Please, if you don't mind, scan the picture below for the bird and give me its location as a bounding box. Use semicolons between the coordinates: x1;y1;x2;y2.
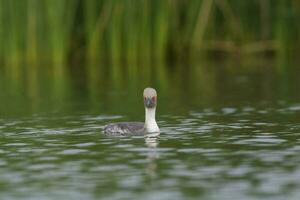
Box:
103;88;159;136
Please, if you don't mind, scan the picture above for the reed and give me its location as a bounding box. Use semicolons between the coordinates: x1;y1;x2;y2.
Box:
44;0;78;65
0;0;299;69
0;2;3;63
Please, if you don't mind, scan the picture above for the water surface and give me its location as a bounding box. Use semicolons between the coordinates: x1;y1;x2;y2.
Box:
1;61;300;200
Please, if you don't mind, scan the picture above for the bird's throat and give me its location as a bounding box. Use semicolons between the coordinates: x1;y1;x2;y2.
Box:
145;107;159;132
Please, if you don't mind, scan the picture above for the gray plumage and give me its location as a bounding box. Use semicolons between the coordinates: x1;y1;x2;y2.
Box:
103;122;145;136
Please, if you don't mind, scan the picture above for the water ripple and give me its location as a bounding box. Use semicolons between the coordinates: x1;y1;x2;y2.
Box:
0;106;300;199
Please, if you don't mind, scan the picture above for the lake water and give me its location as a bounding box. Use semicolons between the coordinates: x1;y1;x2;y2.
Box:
1;60;300;200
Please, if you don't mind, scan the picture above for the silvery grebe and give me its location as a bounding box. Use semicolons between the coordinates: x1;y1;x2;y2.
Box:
103;88;159;136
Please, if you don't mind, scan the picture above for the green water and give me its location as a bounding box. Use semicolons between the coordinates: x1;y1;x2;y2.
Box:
1;60;300;200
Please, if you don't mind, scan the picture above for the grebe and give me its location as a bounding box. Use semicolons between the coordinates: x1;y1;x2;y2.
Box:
103;88;159;136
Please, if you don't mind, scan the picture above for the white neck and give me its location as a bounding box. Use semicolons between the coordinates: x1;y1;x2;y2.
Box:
144;107;159;132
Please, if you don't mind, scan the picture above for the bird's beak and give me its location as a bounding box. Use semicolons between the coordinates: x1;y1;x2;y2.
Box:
144;97;156;108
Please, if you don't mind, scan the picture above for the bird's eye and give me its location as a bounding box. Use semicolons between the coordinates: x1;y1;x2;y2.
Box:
152;97;156;101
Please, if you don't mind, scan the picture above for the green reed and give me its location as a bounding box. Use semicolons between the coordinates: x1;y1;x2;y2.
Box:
0;0;299;69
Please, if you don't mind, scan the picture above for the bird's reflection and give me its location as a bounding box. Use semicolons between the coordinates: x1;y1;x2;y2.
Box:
144;132;160;177
145;132;159;148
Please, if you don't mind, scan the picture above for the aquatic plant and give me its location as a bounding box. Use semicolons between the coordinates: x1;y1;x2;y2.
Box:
0;0;299;68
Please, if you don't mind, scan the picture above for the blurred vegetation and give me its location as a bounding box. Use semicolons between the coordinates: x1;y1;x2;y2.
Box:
0;0;299;68
1;0;300;123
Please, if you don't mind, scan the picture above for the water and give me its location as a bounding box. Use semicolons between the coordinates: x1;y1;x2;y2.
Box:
1;61;300;199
